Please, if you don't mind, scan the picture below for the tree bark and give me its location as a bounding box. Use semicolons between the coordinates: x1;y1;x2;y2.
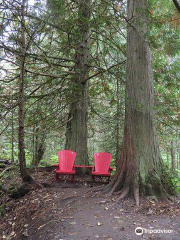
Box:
115;76;121;167
32;125;46;166
170;140;176;172
65;0;91;171
18;0;32;182
105;0;175;206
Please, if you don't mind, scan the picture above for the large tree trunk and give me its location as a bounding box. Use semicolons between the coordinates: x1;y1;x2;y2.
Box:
18;0;32;182
105;0;175;206
65;0;91;170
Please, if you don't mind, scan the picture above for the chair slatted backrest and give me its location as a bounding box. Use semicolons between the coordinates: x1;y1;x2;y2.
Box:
93;152;112;173
58;150;76;171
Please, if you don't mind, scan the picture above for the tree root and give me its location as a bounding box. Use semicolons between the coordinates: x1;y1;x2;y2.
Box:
86;185;104;194
133;186;140;207
107;173;124;196
5;182;33;199
118;187;129;200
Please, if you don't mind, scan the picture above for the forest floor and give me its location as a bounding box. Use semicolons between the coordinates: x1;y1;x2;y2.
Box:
0;169;180;240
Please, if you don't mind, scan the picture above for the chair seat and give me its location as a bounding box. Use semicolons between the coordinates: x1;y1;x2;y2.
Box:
92;171;111;176
56;169;75;174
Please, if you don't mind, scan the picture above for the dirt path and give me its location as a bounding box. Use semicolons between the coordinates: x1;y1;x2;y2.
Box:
1;171;180;240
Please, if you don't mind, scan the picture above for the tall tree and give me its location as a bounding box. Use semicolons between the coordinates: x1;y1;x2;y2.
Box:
18;0;32;182
65;0;91;168
105;0;175;206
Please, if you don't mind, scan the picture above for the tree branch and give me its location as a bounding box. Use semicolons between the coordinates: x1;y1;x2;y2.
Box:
173;0;180;12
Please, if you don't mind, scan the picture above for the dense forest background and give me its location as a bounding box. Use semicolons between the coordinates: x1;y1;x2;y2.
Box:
0;0;179;175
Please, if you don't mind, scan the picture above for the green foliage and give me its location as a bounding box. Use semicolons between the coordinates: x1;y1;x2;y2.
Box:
172;176;180;193
0;147;17;161
38;154;58;166
161;166;180;195
0;163;6;168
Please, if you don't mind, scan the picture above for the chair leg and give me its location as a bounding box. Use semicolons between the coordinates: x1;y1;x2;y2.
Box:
92;175;95;182
70;174;75;182
108;176;110;183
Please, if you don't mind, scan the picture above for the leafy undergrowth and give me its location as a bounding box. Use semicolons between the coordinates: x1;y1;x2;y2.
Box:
0;169;180;240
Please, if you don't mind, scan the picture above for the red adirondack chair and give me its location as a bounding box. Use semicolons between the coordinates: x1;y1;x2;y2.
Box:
92;152;113;182
55;150;76;181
